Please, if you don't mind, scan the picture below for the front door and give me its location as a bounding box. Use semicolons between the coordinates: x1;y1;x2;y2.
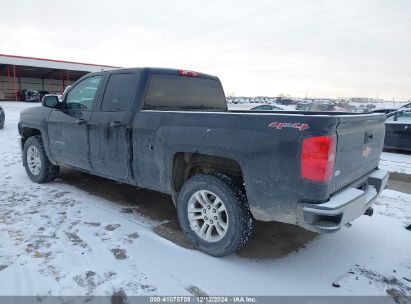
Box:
385;111;411;150
88;72;136;180
48;75;103;170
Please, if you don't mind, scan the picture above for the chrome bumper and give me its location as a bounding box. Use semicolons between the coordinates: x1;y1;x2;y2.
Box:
298;169;389;233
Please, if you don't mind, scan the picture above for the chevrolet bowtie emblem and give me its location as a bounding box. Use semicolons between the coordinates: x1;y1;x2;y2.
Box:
362;146;372;158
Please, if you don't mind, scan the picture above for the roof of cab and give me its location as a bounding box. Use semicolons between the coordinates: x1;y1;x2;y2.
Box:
102;67;219;81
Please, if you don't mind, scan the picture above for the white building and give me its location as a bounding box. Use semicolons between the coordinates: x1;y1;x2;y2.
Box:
0;54;118;100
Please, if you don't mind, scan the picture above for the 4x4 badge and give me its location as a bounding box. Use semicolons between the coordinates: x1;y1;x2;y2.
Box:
268;122;309;131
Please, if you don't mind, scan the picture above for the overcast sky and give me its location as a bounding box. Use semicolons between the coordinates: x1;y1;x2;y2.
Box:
1;0;410;99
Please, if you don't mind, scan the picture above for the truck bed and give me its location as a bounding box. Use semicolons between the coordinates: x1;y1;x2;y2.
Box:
133;109;386;224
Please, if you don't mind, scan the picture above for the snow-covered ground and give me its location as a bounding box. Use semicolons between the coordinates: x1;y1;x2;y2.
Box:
0;101;410;297
380;152;411;175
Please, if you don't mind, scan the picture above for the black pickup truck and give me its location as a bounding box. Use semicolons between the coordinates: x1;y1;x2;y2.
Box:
18;68;389;256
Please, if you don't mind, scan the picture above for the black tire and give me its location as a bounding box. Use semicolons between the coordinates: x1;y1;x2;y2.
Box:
177;172;255;257
23;135;59;183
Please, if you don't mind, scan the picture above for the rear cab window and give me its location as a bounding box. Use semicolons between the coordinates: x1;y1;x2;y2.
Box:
144;74;227;111
101;73;134;111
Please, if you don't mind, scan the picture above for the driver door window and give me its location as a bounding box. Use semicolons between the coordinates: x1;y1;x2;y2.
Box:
386;111;411;123
66;76;102;110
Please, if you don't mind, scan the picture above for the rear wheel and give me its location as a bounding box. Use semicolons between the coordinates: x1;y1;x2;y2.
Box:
23;136;59;183
177;172;255;256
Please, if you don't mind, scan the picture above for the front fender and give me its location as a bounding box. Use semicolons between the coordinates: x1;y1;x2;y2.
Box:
19;106;53;162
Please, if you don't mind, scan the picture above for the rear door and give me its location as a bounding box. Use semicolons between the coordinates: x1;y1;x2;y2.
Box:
48;75;103;169
384;111;411;150
88;72;136;181
330;113;386;194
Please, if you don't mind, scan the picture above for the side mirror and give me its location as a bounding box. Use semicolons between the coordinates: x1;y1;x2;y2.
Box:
42;95;60;108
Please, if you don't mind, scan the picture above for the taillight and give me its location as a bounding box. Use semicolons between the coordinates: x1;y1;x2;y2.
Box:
301;134;337;183
178;69;200;77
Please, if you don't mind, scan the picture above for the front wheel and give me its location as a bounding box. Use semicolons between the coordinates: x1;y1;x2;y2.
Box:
23;136;59;183
177;172;255;257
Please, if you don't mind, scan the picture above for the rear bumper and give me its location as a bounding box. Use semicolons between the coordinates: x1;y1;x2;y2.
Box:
297;169;389;233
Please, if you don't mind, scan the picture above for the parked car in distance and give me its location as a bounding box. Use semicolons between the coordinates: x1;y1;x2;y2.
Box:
250;104;284;111
296;101;312;111
38;91;50;100
19;67;389;256
357;104;376;112
277;97;294;105
384;110;411;151
296;100;344;112
0;106;4;129
20;89;41;102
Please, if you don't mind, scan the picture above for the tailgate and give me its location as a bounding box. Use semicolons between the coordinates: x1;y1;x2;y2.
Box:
330;114;386;194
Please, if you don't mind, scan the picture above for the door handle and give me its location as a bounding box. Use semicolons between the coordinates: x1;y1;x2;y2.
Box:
405;126;409;131
364;132;373;143
75;118;86;125
109;121;124;127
